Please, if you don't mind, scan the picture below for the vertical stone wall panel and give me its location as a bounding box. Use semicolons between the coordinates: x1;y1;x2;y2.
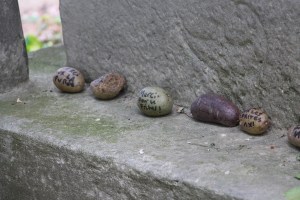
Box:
60;0;300;129
0;0;28;92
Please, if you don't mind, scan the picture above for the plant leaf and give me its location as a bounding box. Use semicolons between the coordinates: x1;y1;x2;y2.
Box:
285;186;300;200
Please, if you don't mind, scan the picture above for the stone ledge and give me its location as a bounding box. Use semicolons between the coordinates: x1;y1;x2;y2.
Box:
0;46;299;200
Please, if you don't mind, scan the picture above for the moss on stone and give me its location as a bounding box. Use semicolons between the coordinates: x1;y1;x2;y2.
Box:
0;93;142;143
0;46;149;143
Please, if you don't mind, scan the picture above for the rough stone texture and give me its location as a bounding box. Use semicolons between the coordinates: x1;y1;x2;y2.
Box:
0;46;300;200
60;0;300;130
0;0;29;93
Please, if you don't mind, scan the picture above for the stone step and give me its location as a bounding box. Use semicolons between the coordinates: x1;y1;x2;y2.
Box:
0;46;299;200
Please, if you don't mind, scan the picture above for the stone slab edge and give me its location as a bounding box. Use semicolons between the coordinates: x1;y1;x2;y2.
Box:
0;47;299;200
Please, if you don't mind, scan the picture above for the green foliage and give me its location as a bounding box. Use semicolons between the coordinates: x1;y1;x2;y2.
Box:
25;35;43;52
23;14;62;52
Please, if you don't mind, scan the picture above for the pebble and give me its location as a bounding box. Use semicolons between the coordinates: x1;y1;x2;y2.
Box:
90;72;126;100
53;67;85;93
137;87;173;117
287;125;300;148
190;93;240;127
239;108;270;135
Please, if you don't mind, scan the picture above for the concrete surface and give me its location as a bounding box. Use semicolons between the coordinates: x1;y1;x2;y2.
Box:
0;46;299;200
60;0;300;130
0;0;28;93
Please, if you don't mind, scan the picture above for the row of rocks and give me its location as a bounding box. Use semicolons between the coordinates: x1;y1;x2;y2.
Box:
53;67;126;99
53;67;300;148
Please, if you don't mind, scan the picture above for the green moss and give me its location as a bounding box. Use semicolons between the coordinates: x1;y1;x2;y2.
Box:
0;46;148;143
0;94;142;143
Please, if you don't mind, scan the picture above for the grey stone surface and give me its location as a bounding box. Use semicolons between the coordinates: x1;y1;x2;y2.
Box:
60;0;300;130
0;0;29;93
0;46;300;200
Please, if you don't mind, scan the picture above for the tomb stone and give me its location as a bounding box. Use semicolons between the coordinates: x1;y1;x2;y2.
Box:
0;0;29;93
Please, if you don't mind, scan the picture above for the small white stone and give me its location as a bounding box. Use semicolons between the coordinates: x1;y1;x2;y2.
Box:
176;106;185;113
225;170;230;175
139;149;144;154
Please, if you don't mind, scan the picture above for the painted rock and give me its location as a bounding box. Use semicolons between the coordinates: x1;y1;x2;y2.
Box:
53;67;85;93
239;108;271;135
287;125;300;148
90;72;126;100
191;93;240;127
137;87;173;117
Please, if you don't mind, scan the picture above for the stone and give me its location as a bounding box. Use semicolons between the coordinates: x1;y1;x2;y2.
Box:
191;93;240;127
137;86;173;117
53;67;85;93
287;125;300;148
239;108;271;135
0;0;28;92
0;47;299;200
60;0;300;130
90;72;126;100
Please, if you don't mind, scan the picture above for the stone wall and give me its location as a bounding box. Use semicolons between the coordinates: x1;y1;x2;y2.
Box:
0;0;28;92
60;0;300;129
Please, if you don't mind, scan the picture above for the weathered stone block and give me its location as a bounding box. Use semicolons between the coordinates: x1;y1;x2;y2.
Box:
1;47;299;200
60;0;300;129
0;0;28;93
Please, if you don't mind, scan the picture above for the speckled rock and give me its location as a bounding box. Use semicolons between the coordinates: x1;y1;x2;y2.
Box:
53;67;85;93
287;125;300;148
90;72;126;100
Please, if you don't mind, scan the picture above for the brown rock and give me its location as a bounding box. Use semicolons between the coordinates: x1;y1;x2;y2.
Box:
90;72;126;100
